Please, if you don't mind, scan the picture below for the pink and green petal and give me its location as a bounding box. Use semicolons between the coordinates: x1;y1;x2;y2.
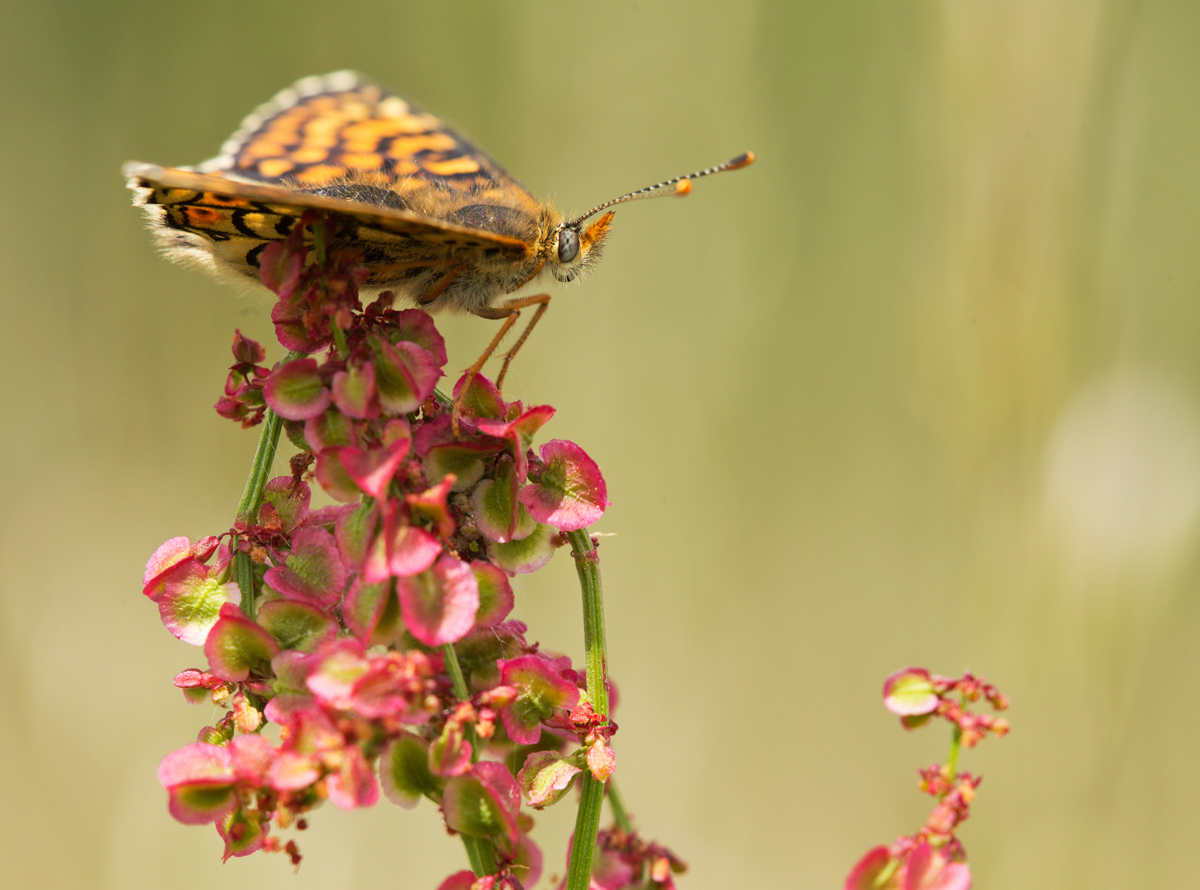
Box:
315;447;363;503
372;335;441;415
258;240;304;298
263;527;347;607
158;566;236;646
256;599;338;652
158;742;236;824
380;732;443;808
304;407;356;451
391;309;448;365
520;439;608;531
424;440;498;491
845;847;892;890
902;843;971;890
387;523;443;578
342;577;403;645
429;721;473;778
305;639;370;710
204;603;282;682
475;404;555;480
326;744;379;810
471;562;514;627
382;417;413;448
337;438;410;499
471;462;522;543
228;733;276;785
336;501;379;570
487;523;559;576
267;749;321;792
517;750;582;808
451;372;506;420
263;359;331;421
406;475;457;538
217;807;268;860
331;359;379;419
143;537;197;598
883;667;939;717
397;555;480;646
271;298;329;353
442;761;520;842
498;655;581;745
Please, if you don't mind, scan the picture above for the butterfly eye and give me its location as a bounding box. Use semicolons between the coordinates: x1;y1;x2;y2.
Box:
557;227;580;263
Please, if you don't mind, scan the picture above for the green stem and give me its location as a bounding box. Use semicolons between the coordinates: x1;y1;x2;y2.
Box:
232;351;303;617
944;724;963;782
442;643;498;876
606;780;633;833
565;529;609;890
943;692;966;782
568;530;609;716
331;321;349;360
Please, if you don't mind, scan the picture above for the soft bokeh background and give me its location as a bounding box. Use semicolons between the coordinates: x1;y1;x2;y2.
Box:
3;1;1198;887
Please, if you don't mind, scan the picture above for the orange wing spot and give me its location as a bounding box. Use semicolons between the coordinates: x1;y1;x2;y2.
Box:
294;164;348;185
339;100;372;121
304;115;349;146
292;146;331;164
185;206;223;227
423;157;481;176
339;153;384;170
264;116;303;138
240;140;290;162
202;193;252;208
386;133;458;159
342;119;407;147
258;158;296;178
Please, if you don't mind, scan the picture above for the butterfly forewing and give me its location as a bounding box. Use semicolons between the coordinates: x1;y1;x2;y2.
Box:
201;71;537;208
125;72;547;299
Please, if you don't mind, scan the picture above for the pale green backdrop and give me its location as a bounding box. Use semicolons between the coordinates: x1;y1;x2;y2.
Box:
2;1;1198;888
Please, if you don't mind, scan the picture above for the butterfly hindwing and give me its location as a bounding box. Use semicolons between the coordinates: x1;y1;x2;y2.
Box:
123;162;533;285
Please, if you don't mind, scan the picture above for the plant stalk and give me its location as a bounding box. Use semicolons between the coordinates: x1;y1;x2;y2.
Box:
565;529;609;890
232;351;303;617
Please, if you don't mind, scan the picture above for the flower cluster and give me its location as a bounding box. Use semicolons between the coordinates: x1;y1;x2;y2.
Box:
845;668;1010;890
584;827;688;890
143;216;618;875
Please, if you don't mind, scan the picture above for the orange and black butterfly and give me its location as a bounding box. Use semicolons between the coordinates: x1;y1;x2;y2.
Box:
124;71;753;382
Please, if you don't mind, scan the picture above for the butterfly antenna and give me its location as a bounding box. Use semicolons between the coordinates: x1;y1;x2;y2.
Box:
571;151;755;225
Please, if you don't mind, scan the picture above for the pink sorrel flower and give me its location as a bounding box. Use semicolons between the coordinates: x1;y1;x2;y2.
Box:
845;667;1010;890
142;222;621;870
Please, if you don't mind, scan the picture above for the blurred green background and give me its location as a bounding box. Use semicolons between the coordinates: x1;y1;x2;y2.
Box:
3;1;1198;887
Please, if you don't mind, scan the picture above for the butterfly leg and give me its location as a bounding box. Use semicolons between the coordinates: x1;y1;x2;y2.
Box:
418;264;465;305
452;293;553;435
494;298;551;389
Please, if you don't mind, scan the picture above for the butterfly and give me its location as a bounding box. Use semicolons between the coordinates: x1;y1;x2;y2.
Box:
124;71;754;388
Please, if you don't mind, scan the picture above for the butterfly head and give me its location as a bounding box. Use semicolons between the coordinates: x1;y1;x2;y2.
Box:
546;212;615;283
